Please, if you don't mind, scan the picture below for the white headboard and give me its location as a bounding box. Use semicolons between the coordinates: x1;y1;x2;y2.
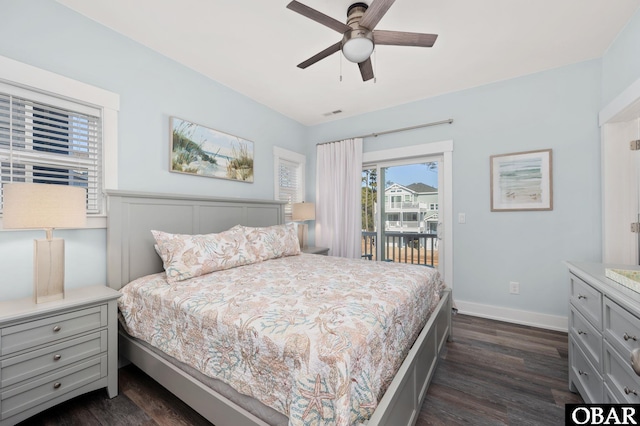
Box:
106;190;285;290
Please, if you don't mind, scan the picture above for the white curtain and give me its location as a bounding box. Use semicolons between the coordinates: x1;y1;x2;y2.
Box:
315;138;363;258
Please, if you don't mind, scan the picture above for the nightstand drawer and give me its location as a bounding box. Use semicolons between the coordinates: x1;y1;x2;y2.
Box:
1;305;107;356
1;330;107;388
0;355;107;420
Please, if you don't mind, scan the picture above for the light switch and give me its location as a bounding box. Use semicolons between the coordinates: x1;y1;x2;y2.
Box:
458;213;466;224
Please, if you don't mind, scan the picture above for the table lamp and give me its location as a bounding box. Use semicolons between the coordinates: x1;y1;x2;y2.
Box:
2;183;86;303
292;202;315;249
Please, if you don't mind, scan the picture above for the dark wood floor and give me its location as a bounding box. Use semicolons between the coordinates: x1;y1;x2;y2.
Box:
421;314;582;425
18;314;582;425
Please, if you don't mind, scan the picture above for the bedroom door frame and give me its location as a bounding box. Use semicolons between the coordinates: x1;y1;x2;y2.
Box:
599;76;640;264
362;140;453;289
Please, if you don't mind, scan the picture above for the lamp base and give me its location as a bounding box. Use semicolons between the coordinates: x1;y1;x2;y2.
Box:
297;223;309;250
34;238;65;304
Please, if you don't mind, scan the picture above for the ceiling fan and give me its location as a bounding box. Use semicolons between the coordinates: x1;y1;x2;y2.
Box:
287;0;438;82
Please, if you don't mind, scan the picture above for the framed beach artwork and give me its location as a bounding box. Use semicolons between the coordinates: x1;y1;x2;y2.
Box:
490;149;553;211
170;117;254;182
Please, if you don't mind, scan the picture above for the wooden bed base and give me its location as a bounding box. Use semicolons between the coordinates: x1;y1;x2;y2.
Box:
107;191;452;426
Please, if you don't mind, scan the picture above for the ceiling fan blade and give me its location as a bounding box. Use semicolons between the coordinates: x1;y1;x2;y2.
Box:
287;1;351;33
374;30;438;47
297;42;342;69
358;58;374;82
359;0;396;30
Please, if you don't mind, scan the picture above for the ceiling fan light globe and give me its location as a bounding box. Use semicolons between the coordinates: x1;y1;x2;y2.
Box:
342;36;374;63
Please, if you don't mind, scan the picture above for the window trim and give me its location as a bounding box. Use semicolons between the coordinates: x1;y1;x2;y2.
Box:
273;146;306;221
0;55;120;228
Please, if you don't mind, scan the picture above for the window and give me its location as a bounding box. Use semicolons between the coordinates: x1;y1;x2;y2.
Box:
274;147;305;221
429;203;439;211
0;56;119;219
0;90;101;212
403;212;417;221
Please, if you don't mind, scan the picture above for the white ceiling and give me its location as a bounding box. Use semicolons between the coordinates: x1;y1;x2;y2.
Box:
56;0;640;126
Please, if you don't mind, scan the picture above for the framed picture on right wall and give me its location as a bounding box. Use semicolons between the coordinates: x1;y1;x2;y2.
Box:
490;149;553;211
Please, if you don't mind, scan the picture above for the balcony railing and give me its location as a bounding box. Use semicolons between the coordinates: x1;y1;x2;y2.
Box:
385;202;427;211
386;221;420;230
361;231;438;267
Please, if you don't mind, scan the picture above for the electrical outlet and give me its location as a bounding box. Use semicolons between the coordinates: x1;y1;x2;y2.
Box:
509;281;520;294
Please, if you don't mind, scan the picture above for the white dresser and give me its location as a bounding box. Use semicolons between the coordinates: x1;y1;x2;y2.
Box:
0;286;120;425
566;262;640;403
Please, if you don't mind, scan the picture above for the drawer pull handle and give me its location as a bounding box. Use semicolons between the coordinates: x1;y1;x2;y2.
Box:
53;354;62;361
578;370;588;376
578;294;587;300
53;325;61;332
625;387;638;396
624;333;638;341
53;382;62;389
578;330;587;336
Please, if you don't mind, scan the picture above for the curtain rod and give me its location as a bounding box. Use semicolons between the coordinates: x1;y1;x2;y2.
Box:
316;118;454;146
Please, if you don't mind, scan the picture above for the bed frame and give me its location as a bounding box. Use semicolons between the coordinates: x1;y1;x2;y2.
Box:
106;190;452;426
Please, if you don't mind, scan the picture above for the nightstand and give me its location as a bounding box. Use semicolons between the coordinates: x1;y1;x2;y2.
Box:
0;286;120;426
302;246;329;255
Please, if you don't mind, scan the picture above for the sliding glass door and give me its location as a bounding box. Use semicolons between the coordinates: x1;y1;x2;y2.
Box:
362;157;443;271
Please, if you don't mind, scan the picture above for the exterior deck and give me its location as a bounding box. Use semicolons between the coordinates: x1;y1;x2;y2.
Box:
362;231;438;267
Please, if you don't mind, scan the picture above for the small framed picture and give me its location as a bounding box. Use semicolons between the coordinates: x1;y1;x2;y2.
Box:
170;117;254;182
490;149;552;211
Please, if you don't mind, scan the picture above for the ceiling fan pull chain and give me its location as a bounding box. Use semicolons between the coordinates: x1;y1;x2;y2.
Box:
340;53;343;82
374;49;377;84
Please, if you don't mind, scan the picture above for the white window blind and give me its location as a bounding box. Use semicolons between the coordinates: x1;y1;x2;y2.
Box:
0;90;102;214
278;159;301;220
274;147;305;221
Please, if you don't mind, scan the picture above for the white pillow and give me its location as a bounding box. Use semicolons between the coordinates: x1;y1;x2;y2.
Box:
236;223;301;261
151;227;255;283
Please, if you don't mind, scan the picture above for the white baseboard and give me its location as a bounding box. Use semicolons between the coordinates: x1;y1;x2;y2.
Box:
454;299;568;332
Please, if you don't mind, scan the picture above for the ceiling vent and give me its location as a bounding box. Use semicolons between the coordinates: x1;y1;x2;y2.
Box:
323;109;343;117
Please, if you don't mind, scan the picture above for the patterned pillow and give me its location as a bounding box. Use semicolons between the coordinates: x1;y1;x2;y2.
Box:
239;223;301;261
151;228;255;283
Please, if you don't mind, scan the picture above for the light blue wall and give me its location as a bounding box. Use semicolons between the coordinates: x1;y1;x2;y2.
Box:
308;61;603;318
602;8;640;107
0;0;635;323
0;0;306;300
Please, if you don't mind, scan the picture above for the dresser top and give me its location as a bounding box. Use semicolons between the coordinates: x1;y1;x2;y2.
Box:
0;285;120;324
566;261;640;313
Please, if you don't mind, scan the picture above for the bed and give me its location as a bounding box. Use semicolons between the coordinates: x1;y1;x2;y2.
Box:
107;190;452;426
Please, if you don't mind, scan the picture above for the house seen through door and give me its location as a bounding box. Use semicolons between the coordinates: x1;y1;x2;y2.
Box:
362;159;442;268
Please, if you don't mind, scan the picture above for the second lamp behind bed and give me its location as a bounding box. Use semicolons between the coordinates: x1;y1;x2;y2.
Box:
291;202;315;249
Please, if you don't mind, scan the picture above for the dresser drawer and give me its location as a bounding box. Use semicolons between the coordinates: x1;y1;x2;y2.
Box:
0;305;107;356
1;330;107;388
570;274;603;330
604;297;640;361
570;306;603;369
604;341;640;404
570;336;603;402
604;383;620;403
0;355;107;420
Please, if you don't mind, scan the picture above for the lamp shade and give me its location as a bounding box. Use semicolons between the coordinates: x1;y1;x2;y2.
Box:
3;183;86;229
292;202;315;221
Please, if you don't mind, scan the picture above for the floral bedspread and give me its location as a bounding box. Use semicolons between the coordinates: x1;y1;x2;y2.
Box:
118;254;445;425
